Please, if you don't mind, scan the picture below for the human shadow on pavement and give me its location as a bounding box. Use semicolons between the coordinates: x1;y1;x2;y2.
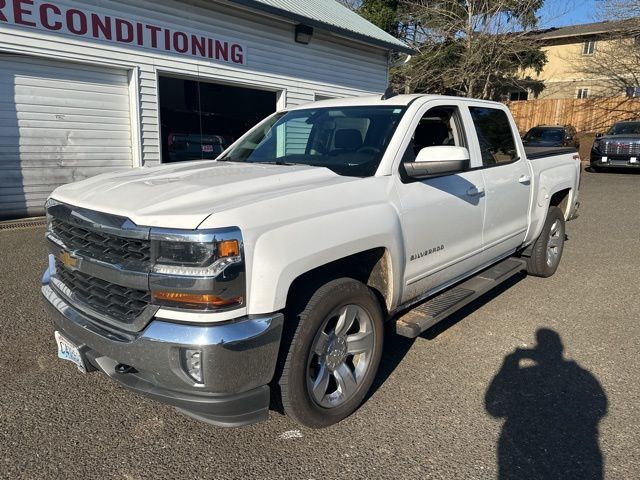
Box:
485;329;607;480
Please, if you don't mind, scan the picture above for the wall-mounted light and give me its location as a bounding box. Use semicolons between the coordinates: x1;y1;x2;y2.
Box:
295;24;314;45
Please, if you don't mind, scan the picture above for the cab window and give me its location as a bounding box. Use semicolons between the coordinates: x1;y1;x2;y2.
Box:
469;107;518;166
402;106;466;163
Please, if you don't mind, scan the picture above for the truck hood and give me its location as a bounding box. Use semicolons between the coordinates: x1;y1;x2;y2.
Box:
598;134;640;142
51;161;353;229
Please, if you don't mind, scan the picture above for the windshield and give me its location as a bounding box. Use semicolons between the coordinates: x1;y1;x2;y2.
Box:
218;106;406;177
607;122;640;135
524;127;564;143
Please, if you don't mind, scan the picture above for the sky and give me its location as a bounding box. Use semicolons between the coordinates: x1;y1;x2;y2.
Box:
538;0;601;28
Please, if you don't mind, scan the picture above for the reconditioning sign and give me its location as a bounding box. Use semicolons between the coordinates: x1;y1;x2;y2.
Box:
0;0;247;65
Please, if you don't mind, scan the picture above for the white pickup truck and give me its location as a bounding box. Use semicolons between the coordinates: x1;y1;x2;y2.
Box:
41;94;581;428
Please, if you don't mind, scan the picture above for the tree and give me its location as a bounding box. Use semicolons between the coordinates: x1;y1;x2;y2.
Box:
359;0;400;36
598;0;640;21
337;0;362;11
393;0;547;99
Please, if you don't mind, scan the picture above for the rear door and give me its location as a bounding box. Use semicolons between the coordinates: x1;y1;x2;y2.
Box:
394;100;486;303
466;105;532;262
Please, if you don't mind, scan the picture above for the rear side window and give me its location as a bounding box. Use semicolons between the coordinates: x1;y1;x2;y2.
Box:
469;107;518;166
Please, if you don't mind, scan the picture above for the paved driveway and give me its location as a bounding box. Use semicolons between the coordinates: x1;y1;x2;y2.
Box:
1;169;638;479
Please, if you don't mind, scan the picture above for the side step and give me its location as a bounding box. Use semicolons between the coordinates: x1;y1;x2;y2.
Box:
395;257;527;338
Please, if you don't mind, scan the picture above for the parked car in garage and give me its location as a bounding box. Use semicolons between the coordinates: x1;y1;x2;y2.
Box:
590;121;640;171
522;125;579;148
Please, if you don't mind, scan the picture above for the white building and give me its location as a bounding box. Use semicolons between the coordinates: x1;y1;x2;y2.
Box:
0;0;410;218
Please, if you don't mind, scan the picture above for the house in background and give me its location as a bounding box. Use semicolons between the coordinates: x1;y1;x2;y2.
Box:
510;18;640;101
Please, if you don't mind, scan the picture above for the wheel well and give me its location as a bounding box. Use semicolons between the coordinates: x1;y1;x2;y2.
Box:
285;248;393;317
550;188;571;217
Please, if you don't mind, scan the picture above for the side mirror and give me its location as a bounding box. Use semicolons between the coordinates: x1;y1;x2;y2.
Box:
404;146;470;179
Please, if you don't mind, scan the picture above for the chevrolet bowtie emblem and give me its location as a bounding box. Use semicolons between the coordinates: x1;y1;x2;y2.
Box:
59;250;78;269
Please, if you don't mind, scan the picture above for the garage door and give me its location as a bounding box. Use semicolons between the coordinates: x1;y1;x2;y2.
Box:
0;55;133;219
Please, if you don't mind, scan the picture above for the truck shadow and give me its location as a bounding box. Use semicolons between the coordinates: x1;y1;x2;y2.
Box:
485;329;607;479
366;274;526;402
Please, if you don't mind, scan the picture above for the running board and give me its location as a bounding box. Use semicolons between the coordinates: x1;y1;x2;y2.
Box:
395;257;527;338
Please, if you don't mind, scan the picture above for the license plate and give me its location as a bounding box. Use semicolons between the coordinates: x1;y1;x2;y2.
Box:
54;331;86;373
202;144;213;153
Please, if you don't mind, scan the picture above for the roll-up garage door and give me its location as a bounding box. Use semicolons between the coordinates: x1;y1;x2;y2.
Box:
0;55;133;219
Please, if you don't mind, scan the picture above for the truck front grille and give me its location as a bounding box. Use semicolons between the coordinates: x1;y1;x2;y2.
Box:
50;218;151;268
602;142;640;156
55;260;151;324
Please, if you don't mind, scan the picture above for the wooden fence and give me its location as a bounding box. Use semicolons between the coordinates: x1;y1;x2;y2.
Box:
506;97;640;134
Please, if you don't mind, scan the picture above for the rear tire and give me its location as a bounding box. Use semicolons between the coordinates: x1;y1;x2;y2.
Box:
526;206;566;277
278;278;384;428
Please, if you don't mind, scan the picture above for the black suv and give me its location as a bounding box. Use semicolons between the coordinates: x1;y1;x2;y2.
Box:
591;121;640;171
522;125;579;148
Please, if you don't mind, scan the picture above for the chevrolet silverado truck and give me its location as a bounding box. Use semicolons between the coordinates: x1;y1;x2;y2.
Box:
590;120;640;171
41;94;581;428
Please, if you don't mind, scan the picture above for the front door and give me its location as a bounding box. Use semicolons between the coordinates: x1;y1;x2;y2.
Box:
395;102;486;304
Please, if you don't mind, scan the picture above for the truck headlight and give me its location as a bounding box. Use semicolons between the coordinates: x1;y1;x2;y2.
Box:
149;227;245;310
151;228;242;276
592;140;602;152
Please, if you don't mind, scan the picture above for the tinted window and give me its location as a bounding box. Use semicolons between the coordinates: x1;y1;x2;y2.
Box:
469;107;518;166
607;122;640;135
524;127;564;143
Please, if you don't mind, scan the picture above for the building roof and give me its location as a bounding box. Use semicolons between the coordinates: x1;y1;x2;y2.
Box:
532;18;640;41
227;0;414;53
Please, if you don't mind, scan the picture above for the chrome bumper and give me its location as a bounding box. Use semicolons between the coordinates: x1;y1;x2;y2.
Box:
41;282;284;427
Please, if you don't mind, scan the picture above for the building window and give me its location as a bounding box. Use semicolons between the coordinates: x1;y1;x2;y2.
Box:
576;88;589;99
509;91;528;101
626;86;640;97
582;40;596;55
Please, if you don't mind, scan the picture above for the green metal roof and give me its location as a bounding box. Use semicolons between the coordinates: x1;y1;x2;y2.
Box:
227;0;414;54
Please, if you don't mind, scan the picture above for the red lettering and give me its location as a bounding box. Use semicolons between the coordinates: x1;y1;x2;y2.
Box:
215;40;228;62
231;44;243;64
91;14;111;40
39;3;61;30
66;9;87;35
146;24;161;48
115;18;133;43
164;28;170;50
173;31;187;53
13;0;36;27
0;0;7;22
135;22;143;46
207;38;213;58
191;35;205;57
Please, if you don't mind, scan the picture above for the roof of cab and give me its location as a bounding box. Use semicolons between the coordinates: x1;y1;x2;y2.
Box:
285;94;503;110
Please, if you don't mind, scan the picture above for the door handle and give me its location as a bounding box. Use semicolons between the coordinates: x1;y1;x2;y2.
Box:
518;175;531;184
466;186;485;197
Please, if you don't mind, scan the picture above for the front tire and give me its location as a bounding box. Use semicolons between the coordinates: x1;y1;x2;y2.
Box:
278;278;384;428
526;206;566;277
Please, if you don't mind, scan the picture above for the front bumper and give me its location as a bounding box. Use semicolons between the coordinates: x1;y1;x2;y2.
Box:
42;283;284;427
590;152;640;168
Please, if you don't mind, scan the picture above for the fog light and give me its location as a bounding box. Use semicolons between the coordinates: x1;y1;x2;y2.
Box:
182;349;203;384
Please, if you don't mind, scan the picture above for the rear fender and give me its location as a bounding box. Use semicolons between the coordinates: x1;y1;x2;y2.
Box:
526;163;577;245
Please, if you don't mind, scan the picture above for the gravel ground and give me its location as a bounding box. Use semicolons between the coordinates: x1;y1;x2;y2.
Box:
0;168;638;479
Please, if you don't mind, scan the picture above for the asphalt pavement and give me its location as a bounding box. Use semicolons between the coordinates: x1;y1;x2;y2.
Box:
1;168;638;479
